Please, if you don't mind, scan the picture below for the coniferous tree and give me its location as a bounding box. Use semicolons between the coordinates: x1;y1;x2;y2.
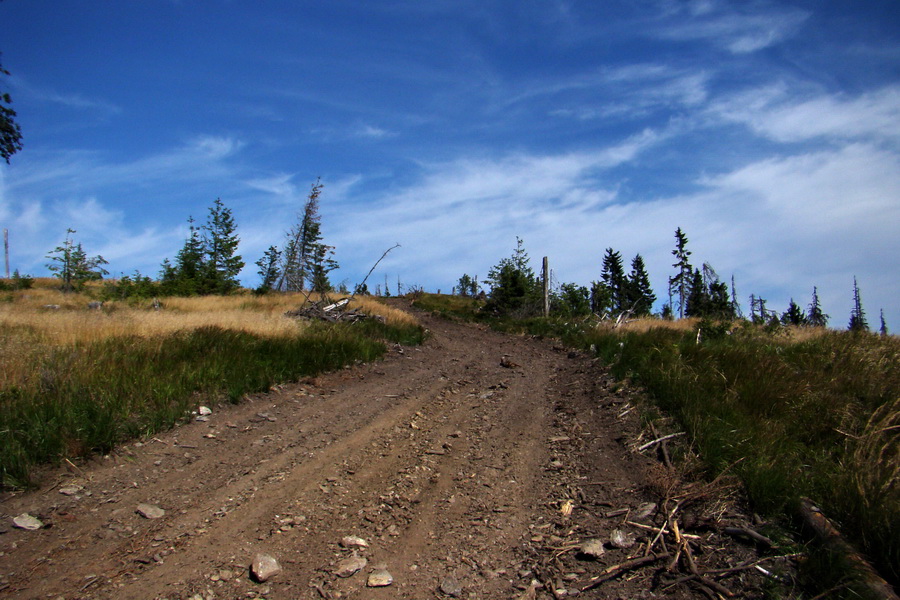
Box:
668;227;692;319
781;299;807;326
485;237;540;316
162;216;205;295
278;179;324;292
848;277;868;332
202;198;243;294
600;248;627;313
730;275;743;318
698;263;733;319
556;283;591;316
879;309;888;336
1;55;23;164
626;254;655;316
806;286;829;327
309;243;339;294
254;246;281;294
685;268;706;317
590;280;611;315
46;229;109;292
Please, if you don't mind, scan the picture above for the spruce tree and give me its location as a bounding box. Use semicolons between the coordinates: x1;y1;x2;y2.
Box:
806;286;829;327
46;229;109;292
879;309;888;336
202;198;243;294
168;216;205;295
781;299;807;326
278;179;324;292
600;248;627;313
1;56;24;164
626;254;655;316
309;243;339;294
590;280;611;315
485;237;540;316
254;246;281;294
668;227;692;319
685;268;706;317
730;275;743;318
848;277;868;332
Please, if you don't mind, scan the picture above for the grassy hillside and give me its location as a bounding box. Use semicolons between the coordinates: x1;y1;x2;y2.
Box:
0;282;424;487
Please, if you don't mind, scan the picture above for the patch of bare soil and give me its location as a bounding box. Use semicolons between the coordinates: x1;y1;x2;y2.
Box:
0;305;785;599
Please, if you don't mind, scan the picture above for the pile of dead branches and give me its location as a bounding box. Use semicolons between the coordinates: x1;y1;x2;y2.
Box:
284;298;384;324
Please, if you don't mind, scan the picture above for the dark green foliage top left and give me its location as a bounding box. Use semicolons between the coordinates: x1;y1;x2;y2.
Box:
0;55;23;163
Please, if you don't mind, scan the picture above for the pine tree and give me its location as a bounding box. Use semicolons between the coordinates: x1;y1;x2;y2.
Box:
781;299;807;326
685;268;706;317
46;229;109;292
278;179;324;292
848;277;868;332
730;275;743;318
485;237;540;316
698;263;733;319
202;198;243;294
668;227;692;319
879;309;888;336
1;56;24;164
590;280;612;316
626;254;655;316
600;248;627;313
167;216;206;295
309;243;339;294
806;286;829;327
254;246;281;294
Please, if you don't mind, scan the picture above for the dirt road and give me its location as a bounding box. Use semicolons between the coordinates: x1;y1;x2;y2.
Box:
0;307;771;599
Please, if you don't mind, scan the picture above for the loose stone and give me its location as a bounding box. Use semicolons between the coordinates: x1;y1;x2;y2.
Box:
136;503;165;519
334;556;367;578
12;513;43;530
577;538;605;560
440;576;463;597
609;528;635;549
367;568;394;587
251;553;282;582
340;535;369;549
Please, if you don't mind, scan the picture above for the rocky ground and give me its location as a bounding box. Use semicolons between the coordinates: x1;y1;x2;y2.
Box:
0;304;787;599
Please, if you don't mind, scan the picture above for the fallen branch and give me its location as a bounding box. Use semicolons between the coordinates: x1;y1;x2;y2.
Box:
580;553;671;592
625;520;702;540
637;432;685;452
350;243;400;300
799;498;899;600
723;526;774;549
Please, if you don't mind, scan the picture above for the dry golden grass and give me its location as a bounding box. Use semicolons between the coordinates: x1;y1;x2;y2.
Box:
0;288;418;388
595;316;700;334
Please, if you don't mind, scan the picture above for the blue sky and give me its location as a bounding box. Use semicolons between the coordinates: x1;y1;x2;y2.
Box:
1;1;898;327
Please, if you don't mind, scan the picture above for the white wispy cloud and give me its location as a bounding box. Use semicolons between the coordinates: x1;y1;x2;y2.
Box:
7;135;243;194
653;1;810;53
8;74;121;115
319;135;899;327
710;84;900;143
355;124;393;139
1;135;247;276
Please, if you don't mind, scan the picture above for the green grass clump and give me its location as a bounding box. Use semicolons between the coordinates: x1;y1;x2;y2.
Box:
411;292;484;321
579;325;899;591
0;321;422;488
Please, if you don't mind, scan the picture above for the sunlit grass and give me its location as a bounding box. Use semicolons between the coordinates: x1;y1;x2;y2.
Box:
0;287;424;487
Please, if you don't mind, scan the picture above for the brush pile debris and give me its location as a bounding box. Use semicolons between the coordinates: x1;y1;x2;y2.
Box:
284;298;384;324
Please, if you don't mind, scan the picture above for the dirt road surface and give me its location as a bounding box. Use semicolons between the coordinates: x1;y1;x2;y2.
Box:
1;307;774;599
